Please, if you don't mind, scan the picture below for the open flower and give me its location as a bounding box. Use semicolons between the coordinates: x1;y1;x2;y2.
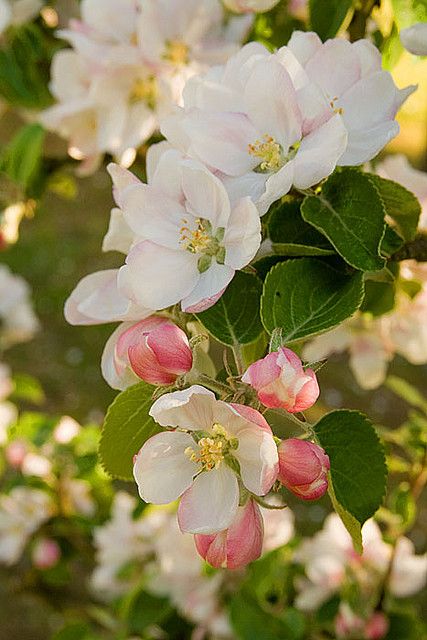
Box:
133;385;278;534
101;317;193;390
114;150;261;312
165;52;347;214
194;498;264;568
242;347;319;412
278;439;330;501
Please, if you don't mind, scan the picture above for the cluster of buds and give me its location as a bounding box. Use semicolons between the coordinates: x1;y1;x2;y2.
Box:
125;319;328;570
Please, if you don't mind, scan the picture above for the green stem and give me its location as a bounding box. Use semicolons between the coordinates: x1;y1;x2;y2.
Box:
391;233;427;263
232;344;245;376
252;495;288;510
195;373;232;397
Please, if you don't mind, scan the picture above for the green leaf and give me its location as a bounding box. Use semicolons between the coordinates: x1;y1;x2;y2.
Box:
196;271;264;346
301;170;386;272
261;258;364;343
230;590;304;640
328;480;363;554
50;623;91;640
314;410;387;525
381;226;405;257
99;382;162;480
123;589;172;634
386;612;425;640
309;0;353;39
361;280;396;317
272;243;335;257
0;124;45;192
369;174;421;241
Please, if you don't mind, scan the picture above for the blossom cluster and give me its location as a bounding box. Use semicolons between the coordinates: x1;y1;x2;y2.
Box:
41;0;251;172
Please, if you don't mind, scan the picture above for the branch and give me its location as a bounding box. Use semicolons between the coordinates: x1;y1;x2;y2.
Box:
391;233;427;263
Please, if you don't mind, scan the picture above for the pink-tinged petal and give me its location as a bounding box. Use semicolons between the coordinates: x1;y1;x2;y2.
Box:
181;161;231;228
292;368;320;412
115;317;170;361
292;114;347;189
107;162;141;208
120;184;185;249
101;323;139;390
224;197;261;269
146;324;193;374
146;141;174;185
364;612;389;640
278;439;330;501
242;351;281;391
133;431;196;504
194;499;263;569
118;241;199;310
287;31;322;66
338;121;400;166
178;465;239;534
244;58;302;149
305;39;361;98
149;147;187;202
181;262;234;313
229;403;273;433
222;172;268;209
235;427;279;495
149;385;216;432
64;270;150;325
129;342;177;385
184;110;258;177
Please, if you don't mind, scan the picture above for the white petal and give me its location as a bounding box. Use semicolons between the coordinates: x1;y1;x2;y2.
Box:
181;262;234;312
107;162;141;208
146;141;174;184
222;172;268;208
101;323;139;391
118;241;199;310
149;385;216;431
134;431;196;504
256;161;294;215
235;427;278;495
305;39;361;98
64;270;150;325
178;465;239;534
338;121;400;166
224;197;261;269
244;57;301;149
102;208;135;254
181;161;231;228
293;115;348;189
287;31;322;66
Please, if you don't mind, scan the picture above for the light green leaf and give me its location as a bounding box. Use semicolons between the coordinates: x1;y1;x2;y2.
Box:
328;480;363;554
99;382;162;480
309;0;353;39
196;271;264;346
301;170;386;272
369;174;421;241
261;258;364;343
386;376;427;414
314;410;387;525
360;280;396;317
0;123;45;191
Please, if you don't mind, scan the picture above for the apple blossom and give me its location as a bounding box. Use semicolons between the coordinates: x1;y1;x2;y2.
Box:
164;49;347;214
335;604;365;639
278;439;330;501
0;487;54;565
223;0;280;13
133;385;278;534
281;31;415;165
54;416;81;444
242;347;319;412
194;498;264;568
32;538;61;570
0;265;39;349
5;440;27;468
101;316;193;390
113;150;261;312
261;501;295;552
400;22;427;56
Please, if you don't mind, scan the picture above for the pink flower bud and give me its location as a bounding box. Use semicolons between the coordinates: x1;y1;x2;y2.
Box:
5;440;27;468
32;538;61;570
116;317;193;386
194;499;264;569
278;439;330;501
364;613;389;640
242;347;319;412
335;605;365;638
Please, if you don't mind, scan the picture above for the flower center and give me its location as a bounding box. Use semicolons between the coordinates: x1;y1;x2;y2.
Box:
329;96;344;115
164;40;190;66
185;423;237;472
179;218;225;273
129;76;157;110
248;134;284;173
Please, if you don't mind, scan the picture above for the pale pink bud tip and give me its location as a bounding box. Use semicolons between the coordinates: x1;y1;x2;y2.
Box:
364;613;389;640
242;347;319;412
194;500;264;569
32;538;61;570
117;317;193;386
278;438;330;501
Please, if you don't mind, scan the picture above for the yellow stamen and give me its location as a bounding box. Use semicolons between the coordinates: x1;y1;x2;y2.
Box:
248;134;283;172
329;97;344;116
180;218;211;254
129;76;157;109
164;40;189;66
185;438;224;471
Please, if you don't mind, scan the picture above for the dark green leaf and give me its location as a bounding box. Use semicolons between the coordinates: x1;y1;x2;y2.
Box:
124;589;172;634
309;0;353;39
301;170;386;272
314;410;387;525
261;258;364;343
99;382;162;480
0;124;45;192
361;280;396;317
196;271;263;346
369;174;421;241
381;226;405;258
230;589;304;640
